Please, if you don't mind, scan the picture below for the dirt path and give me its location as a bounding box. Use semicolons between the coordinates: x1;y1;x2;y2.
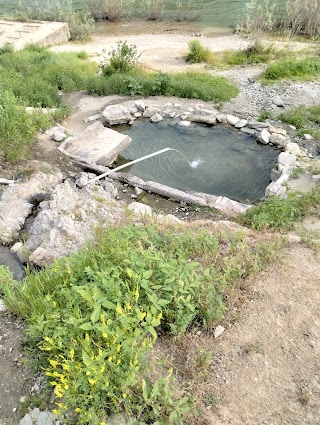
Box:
206;244;320;425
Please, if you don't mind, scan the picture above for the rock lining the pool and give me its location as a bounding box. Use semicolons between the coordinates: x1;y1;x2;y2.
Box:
63;99;303;215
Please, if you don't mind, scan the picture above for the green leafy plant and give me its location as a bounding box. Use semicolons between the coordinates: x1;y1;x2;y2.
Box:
1;222;278;424
186;39;211;64
262;58;320;82
102;41;140;76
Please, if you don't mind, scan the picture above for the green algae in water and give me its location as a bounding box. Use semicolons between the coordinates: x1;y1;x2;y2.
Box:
116;120;279;203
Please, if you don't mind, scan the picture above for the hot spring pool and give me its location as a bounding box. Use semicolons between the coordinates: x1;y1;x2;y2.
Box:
116;120;279;203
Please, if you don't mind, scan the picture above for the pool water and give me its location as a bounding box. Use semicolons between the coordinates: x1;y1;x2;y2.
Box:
116;119;279;203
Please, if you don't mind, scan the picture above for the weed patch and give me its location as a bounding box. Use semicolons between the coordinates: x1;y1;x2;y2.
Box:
278;105;320;139
262;58;320;82
240;189;320;231
1;223;277;424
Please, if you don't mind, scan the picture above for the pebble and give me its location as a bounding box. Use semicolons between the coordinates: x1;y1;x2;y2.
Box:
214;325;225;338
0;299;7;316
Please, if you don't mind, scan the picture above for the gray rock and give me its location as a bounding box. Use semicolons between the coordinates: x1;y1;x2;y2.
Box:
24;180;125;266
58;121;132;167
235;119;248;128
269;134;290;149
45;126;66;137
312;174;320;182
133;112;142;118
303;134;313;141
37;411;56;425
278;152;296;169
269;127;287;136
128;202;152;216
275;186;287;198
84;113;101;123
272;96;284;107
226;114;240;126
51;132;65;142
150;113;163;123
247;121;271;129
214;325;225;338
178;120;192;128
0;299;7;316
101;104;131;126
189;114;216;125
143;107;161;118
257;129;271;145
0;168;63;244
289;125;296;130
265;173;289;197
19;413;33;425
215;113;225;123
10;242;23;254
211;196;251;215
286;142;301;156
134;100;145;112
129;106;138;115
180;113;191;120
134;187;143;196
240;127;255;135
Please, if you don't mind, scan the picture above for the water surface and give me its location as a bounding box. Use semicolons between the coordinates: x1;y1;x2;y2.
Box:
117;120;279;203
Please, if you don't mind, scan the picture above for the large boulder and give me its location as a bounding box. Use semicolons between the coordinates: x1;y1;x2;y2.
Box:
58;121;132;167
24;179;126;267
101;104;131;125
0;167;63;244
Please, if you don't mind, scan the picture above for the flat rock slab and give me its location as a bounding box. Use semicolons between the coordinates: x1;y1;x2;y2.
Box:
58;121;132;167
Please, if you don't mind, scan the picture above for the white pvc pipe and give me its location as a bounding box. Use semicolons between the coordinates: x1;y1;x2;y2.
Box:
84;147;173;186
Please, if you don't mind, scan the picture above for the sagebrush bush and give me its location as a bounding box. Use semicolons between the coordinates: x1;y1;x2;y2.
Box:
102;41;140;76
186;39;211;64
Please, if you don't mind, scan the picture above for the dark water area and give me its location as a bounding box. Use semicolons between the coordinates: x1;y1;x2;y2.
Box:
0;0;265;29
117;120;279;203
0;246;25;280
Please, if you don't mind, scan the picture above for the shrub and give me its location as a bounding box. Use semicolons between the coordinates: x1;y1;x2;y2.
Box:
87;0;132;21
102;41;140;76
262;58;320;82
282;0;320;39
140;0;163;20
186;39;211;64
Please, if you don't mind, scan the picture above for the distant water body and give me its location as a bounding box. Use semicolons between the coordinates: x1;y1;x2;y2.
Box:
0;0;256;28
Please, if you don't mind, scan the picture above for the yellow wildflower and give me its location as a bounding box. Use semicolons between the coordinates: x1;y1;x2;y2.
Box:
75;408;82;413
70;349;75;360
88;378;97;385
122;393;127;399
62;363;70;371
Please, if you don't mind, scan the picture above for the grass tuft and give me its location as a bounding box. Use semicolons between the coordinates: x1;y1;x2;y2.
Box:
262;58;320;82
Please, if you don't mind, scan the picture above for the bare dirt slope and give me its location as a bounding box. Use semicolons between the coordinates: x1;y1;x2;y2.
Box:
207;244;320;425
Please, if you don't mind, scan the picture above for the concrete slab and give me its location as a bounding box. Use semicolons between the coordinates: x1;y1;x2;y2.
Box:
58;121;132;167
0;19;70;50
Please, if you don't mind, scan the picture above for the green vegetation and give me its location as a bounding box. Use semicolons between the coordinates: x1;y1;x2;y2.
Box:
240;189;320;231
186;39;287;67
102;41;140;76
1;223;278;424
278;105;320;139
262;58;320;82
186;39;212;64
88;69;238;102
0;45;98;160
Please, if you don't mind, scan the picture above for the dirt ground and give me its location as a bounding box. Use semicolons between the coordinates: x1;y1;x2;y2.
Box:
1;26;320;425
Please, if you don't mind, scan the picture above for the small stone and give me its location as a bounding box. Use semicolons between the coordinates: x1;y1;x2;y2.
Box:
178;120;192;128
247;121;271;129
174;103;181;108
180;113;191;120
240;127;255;135
133;112;142;118
272;96;284;107
143;107;161;118
257;129;271;144
150;113;163;123
128;202;152;216
214;325;225;338
20;396;27;403
51;132;65;142
226;114;240;126
18;413;33;425
10;242;23;254
269;127;287;136
286;142;301;156
131;194;137;199
135;187;143;196
234;119;248;128
129;106;138;114
169;112;176;118
0;300;7;316
303;134;313;141
311;175;320;182
13;407;17;413
289;124;296;130
84;113;100;123
134;100;145;112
